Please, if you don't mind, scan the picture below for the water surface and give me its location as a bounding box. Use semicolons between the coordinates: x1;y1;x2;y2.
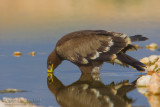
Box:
0;0;160;107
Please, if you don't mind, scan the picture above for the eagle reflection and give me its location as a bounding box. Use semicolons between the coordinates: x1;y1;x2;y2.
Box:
47;73;137;107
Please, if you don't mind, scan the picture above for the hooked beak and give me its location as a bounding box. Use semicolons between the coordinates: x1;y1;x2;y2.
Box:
48;64;54;82
48;64;53;73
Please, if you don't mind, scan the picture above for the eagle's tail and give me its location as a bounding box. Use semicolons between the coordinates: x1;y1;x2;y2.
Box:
116;52;146;71
130;35;148;42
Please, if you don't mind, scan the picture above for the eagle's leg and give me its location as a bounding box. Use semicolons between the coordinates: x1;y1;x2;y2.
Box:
78;62;103;74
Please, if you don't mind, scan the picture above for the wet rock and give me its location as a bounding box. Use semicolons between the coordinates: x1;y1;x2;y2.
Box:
148;65;156;72
149;55;159;64
137;72;160;95
147;95;160;107
137;87;148;95
140;55;160;73
136;75;152;87
146;43;158;51
140;57;150;65
148;73;160;94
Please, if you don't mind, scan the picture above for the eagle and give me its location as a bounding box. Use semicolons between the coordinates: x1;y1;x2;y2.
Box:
47;30;148;74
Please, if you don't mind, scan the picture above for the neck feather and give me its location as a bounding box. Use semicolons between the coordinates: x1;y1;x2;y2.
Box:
48;50;62;70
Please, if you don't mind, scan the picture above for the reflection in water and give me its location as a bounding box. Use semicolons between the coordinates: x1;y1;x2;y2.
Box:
147;95;160;107
47;72;137;107
138;87;160;107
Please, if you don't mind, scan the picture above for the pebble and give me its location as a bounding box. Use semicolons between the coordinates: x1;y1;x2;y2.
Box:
140;57;150;65
0;97;41;107
148;73;160;94
146;43;158;51
140;55;160;72
136;75;152;87
149;55;159;64
137;73;160;95
13;51;22;57
28;51;36;56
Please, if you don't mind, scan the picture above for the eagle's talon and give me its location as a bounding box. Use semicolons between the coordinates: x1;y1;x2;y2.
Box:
122;44;137;53
130;44;137;51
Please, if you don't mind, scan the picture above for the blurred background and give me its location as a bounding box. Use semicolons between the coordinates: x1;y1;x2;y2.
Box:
0;0;160;107
0;0;160;43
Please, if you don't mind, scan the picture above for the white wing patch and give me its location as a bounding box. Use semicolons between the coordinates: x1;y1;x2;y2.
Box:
90;88;100;98
90;51;100;59
89;37;115;60
113;33;127;39
103;37;114;52
108;38;114;46
121;34;127;38
103;47;110;52
81;58;89;64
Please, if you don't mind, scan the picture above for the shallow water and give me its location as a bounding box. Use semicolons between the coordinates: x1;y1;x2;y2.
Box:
0;0;160;107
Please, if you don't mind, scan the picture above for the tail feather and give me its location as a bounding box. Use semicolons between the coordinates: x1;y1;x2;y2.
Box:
130;35;148;42
116;52;146;71
112;59;129;67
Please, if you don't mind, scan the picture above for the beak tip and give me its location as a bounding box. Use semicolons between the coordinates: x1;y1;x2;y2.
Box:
48;69;53;73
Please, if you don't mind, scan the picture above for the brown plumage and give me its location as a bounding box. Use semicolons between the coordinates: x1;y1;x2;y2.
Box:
47;73;136;107
47;30;147;73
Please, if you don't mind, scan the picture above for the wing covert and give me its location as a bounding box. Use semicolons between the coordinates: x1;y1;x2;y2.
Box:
56;30;130;64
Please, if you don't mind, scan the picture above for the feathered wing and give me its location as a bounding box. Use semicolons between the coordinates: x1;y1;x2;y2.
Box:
56;30;128;64
95;31;146;71
56;30;146;71
116;52;146;71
